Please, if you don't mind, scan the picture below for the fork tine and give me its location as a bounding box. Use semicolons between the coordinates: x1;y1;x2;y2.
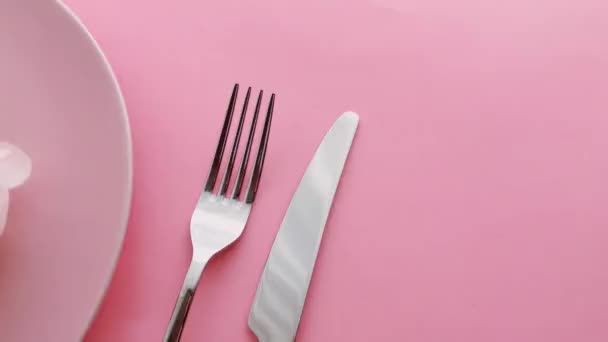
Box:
204;84;239;192
232;90;263;200
245;93;275;204
219;87;251;196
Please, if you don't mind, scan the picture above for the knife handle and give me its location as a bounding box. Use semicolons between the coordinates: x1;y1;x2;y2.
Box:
164;259;207;342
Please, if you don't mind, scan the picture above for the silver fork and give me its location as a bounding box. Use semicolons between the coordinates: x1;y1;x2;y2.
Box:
164;84;275;342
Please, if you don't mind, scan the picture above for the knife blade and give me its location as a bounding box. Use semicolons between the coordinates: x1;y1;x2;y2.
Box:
248;111;359;342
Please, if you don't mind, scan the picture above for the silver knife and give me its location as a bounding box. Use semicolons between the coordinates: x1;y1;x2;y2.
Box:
248;112;359;342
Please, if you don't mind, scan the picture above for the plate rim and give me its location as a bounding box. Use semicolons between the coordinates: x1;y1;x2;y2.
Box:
53;0;134;339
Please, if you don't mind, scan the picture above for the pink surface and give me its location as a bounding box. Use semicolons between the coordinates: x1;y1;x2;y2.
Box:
0;1;131;341
59;0;608;341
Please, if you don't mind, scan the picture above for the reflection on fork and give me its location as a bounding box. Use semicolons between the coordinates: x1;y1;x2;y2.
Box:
164;84;275;342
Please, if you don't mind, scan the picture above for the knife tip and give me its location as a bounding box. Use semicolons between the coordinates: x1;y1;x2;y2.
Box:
341;111;359;124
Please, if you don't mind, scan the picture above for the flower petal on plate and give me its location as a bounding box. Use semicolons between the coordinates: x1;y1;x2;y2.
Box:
0;188;8;236
0;142;32;189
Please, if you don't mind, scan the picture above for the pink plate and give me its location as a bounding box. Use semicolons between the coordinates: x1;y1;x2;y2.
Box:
0;1;131;341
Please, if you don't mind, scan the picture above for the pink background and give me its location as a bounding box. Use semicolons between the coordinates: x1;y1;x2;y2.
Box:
62;0;608;340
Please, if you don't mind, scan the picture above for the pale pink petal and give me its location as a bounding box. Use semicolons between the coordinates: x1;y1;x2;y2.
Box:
0;142;32;189
0;188;8;236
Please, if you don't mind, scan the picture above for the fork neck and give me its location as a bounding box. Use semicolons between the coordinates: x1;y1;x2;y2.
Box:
164;258;210;342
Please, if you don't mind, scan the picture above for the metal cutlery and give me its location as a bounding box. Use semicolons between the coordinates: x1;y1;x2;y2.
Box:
165;84;275;342
248;112;359;342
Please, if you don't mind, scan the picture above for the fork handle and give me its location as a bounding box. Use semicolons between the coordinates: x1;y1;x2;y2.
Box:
164;259;207;342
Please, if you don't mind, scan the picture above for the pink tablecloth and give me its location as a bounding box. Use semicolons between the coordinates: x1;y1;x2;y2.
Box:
63;0;608;341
